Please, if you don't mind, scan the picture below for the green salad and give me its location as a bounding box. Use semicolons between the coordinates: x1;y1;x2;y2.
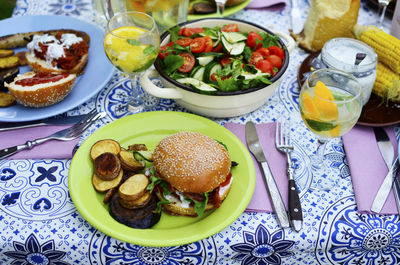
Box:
157;23;286;94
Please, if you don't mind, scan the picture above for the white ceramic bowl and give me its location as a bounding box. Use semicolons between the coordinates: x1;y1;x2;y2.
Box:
140;18;295;118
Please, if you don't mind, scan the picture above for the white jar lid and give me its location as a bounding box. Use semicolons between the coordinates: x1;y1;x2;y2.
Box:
321;38;377;73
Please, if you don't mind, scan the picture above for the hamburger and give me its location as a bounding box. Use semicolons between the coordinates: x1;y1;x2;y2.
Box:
149;131;233;217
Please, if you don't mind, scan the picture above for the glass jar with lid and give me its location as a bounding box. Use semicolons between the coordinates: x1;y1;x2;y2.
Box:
320;37;378;105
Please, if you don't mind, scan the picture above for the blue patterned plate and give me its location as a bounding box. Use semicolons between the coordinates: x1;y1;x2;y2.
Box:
69;111;256;247
0;15;114;122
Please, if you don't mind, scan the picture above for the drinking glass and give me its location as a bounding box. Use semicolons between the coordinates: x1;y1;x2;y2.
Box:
104;11;160;113
215;0;227;17
299;69;362;190
377;0;392;30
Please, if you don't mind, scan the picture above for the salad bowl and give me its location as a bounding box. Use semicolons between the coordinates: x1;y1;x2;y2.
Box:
140;18;295;118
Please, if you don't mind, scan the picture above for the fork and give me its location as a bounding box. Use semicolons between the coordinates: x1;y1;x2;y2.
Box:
0;109;106;160
275;121;303;232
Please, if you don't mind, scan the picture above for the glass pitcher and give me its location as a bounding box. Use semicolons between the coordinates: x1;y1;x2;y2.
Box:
93;0;189;33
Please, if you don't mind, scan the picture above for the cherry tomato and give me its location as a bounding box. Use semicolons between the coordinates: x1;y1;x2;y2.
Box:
179;27;204;37
268;45;285;59
190;37;206;53
256;59;273;74
222;23;239;32
220;57;232;66
158;42;174;59
212;43;223;52
211;73;218;82
178;52;195;73
175;38;192;47
266;55;282;69
249;51;263;65
255;47;270;58
246;32;263;50
203;36;213;52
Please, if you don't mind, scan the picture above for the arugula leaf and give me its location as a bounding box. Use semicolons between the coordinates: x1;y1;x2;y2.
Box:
217;77;239;92
127;39;141;46
193;192;209;217
163;54;184;75
155;198;171;213
146;168;162;193
243;46;252;62
258;31;280;48
143;45;158;55
168;25;181;42
170;43;190;54
215;140;228;150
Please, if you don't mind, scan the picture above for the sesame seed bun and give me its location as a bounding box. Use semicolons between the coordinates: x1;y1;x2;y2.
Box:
152;131;231;193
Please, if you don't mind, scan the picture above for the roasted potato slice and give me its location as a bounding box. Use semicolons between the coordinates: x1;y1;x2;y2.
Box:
0;49;14;58
127;144;148;151
118;173;149;201
0;92;16;107
92;169;123;192
90;139;121;160
0;56;19;69
118;149;145;172
119;191;152;209
94;152;121;181
109;192;161;229
0;67;19;90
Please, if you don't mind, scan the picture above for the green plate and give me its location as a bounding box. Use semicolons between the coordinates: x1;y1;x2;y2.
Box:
188;0;252;20
69;111;255;247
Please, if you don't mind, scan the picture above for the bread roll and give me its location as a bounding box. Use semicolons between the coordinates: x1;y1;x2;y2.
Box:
292;0;361;52
5;71;76;107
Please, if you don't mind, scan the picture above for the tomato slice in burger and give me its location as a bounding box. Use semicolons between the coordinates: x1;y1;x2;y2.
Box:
178;52;195;73
190;37;206;53
222;23;239;32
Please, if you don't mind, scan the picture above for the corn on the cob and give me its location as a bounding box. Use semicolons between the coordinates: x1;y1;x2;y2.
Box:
373;62;400;103
353;24;400;75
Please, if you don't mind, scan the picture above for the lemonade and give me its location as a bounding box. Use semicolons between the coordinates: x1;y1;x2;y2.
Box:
104;26;159;74
126;0;188;32
299;81;361;139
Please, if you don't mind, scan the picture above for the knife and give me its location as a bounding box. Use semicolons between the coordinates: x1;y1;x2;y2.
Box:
290;0;303;34
371;127;400;213
0;114;86;132
245;121;290;228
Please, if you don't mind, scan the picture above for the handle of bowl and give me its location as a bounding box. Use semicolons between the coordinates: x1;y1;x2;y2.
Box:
273;31;296;53
139;69;183;99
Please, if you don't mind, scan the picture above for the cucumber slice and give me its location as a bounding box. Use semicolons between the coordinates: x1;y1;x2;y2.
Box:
209;63;222;76
177;77;218;93
213;31;221;47
221;37;245;55
192;66;205;81
221;31;247;43
133;150;153;162
203;61;218;83
197;56;214;66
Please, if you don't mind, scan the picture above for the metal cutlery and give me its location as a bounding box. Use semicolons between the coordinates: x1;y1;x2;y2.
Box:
0;110;106;160
371;127;400;213
0;114;87;132
275;121;302;231
290;0;303;34
245;121;290;228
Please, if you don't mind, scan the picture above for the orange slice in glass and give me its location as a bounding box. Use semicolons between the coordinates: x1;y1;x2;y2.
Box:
313;81;338;121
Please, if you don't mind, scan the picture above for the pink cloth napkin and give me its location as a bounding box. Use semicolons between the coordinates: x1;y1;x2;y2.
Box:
247;0;287;8
342;126;399;214
0;125;79;159
224;122;287;212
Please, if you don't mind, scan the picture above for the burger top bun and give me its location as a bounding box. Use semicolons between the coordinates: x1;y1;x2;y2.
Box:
152;131;231;194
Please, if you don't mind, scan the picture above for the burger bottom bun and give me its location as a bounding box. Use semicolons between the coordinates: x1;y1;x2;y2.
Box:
6;71;76;107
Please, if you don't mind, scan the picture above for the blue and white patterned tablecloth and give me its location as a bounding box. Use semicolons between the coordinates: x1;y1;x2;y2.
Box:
1;0;399;264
